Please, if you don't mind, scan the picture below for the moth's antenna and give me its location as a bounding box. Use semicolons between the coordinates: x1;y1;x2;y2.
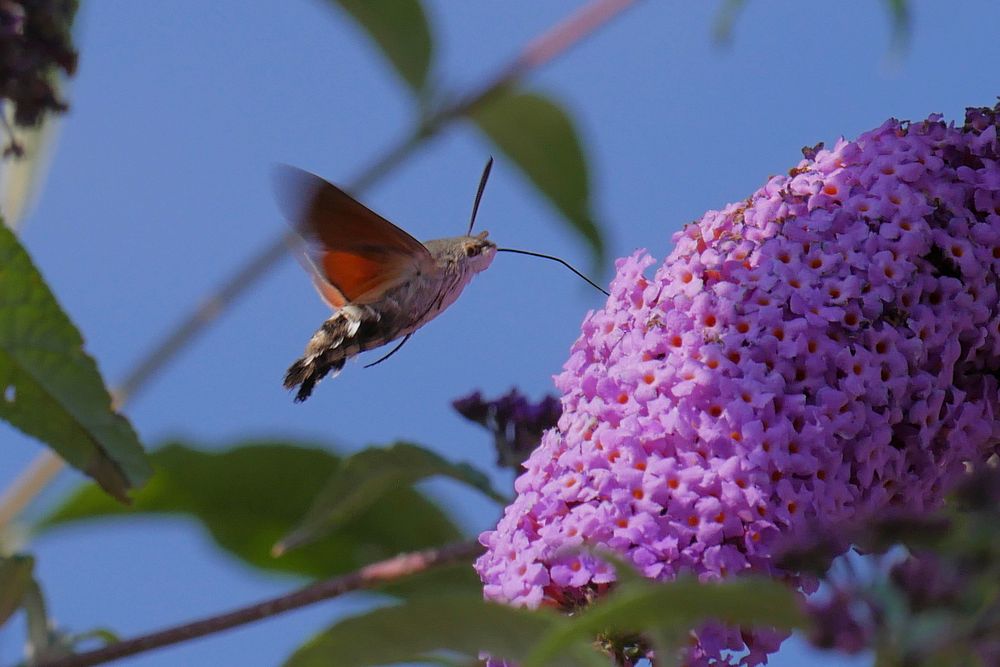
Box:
467;157;494;235
496;247;609;296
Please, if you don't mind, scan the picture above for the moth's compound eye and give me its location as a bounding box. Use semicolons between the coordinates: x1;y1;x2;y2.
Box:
466;245;481;257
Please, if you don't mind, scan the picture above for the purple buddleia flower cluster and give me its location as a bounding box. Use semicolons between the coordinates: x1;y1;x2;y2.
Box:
476;102;1000;665
454;389;561;469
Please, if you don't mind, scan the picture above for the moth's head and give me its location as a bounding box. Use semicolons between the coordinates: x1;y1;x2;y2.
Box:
459;231;497;274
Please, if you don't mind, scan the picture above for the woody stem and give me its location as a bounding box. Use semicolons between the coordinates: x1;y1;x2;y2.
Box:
35;540;483;667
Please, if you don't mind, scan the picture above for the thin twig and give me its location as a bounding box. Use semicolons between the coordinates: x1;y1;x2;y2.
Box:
35;540;483;667
0;453;64;527
0;0;640;524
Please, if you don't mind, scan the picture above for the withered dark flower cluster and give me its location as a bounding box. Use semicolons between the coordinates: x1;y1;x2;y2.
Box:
0;0;77;155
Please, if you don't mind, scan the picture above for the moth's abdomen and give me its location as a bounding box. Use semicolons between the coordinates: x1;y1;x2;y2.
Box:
284;269;466;401
284;305;394;402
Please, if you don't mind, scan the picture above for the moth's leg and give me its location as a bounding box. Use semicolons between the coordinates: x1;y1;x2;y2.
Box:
363;333;414;369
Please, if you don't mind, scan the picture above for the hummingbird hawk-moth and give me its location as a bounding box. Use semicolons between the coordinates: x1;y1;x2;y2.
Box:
277;161;498;402
277;160;607;402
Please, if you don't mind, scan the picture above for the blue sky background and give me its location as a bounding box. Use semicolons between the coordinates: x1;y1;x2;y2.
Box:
1;1;999;665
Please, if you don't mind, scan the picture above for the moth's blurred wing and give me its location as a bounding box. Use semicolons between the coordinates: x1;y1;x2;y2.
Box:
285;238;350;308
274;165;433;304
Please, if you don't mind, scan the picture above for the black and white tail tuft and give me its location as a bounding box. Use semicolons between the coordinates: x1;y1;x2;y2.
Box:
283;305;385;402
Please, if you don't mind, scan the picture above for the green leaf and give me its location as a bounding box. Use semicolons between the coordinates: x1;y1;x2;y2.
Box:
21;578;67;662
68;627;121;648
0;554;33;628
524;576;807;667
0;222;150;501
39;441;463;580
715;2;910;53
329;0;434;92
411;656;481;667
284;592;602;667
471;90;604;266
383;560;484;600
712;0;747;44
884;0;911;52
276;442;506;554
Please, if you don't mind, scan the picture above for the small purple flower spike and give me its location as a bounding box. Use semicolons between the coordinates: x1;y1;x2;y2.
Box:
454;389;561;469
